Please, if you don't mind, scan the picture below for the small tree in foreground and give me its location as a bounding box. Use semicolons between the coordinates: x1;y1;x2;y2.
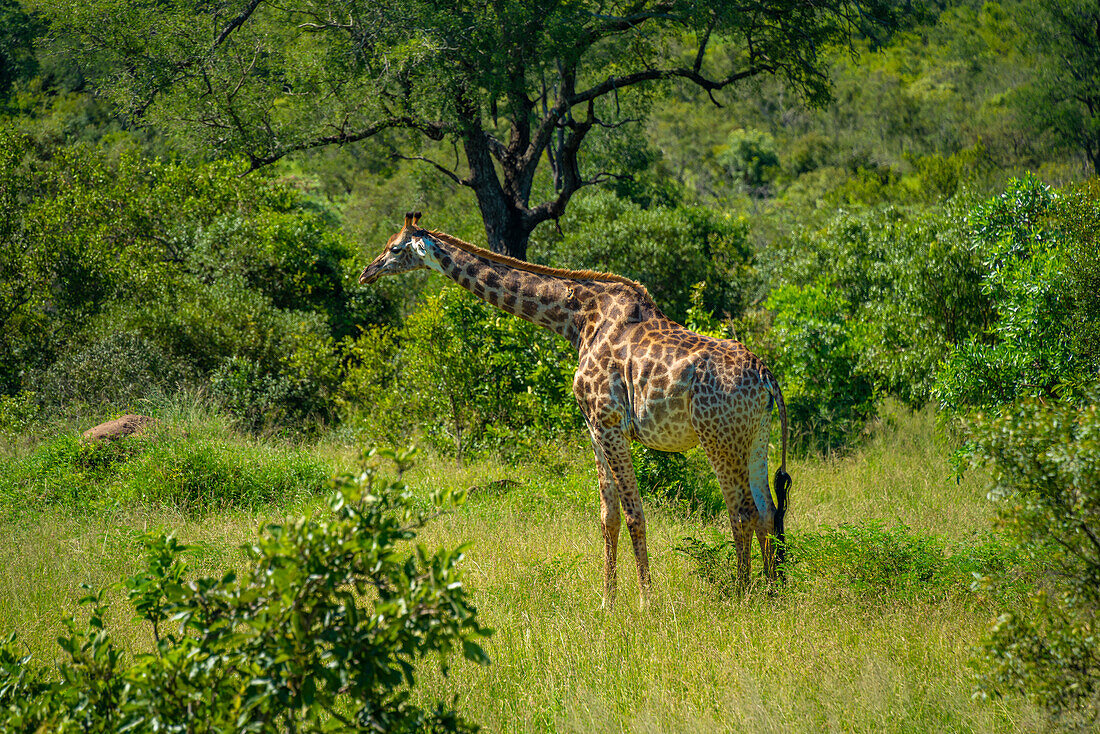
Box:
0;448;491;732
969;394;1100;729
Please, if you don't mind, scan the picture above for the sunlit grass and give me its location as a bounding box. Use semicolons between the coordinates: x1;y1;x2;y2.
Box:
0;400;1044;731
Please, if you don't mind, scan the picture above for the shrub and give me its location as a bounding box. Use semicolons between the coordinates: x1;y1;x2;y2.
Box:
761;201;990;413
39;330;189;409
935;176;1100;412
631;444;724;519
0;449;491;732
397;285;579;463
0;135;396;429
535;191;754;324
969;393;1100;726
716;128;781;196
0;390;39;445
337;326;400;415
765;283;876;451
676;522;1031;600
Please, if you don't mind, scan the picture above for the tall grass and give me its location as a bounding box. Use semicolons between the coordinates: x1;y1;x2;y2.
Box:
0;396;329;520
0;401;1045;731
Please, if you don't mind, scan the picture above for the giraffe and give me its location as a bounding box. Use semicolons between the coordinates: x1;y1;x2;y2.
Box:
360;212;791;607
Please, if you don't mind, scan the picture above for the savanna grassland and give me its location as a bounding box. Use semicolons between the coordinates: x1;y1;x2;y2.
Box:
0;401;1047;732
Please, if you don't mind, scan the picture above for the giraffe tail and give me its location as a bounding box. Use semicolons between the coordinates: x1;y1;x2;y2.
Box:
765;369;791;579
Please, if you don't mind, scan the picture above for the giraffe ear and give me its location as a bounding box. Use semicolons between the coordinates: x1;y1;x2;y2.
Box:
412;211;422;227
403;211;414;227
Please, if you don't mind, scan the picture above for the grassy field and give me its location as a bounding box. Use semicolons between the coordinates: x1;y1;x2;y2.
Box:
0;403;1047;732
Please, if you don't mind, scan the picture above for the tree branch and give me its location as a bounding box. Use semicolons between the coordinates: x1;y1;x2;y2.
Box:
386;149;467;187
693;12;717;74
524;100;597;226
571;64;770;108
213;0;264;49
246;117;448;170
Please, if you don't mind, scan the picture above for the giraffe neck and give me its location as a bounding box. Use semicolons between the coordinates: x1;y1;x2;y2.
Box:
416;232;581;343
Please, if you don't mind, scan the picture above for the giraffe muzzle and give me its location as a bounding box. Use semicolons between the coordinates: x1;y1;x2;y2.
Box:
359;264;381;285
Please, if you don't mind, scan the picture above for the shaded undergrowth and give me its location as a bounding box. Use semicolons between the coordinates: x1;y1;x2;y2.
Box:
676;521;1041;604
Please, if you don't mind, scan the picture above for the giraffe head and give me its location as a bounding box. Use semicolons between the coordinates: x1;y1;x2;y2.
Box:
358;211;430;285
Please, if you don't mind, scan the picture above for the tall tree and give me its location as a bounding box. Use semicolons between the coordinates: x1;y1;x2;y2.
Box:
34;0;902;258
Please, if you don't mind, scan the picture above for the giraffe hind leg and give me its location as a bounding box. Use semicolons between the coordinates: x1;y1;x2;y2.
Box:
698;439;757;587
748;408;779;581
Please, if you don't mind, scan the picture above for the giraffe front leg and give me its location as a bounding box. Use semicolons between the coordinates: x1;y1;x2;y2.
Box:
592;425;650;604
591;446;621;609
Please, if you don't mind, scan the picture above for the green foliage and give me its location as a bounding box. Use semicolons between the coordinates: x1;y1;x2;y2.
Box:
337;326;401;424
0;391;38;445
1015;0;1100;175
752;198;993;449
394;286;579;463
968;393;1100;726
646;1;1042;210
0;449;491;732
536;191;753;324
0;0;41;96
677;522;1032;601
26;0;905;257
935;176;1100;411
630;444;724;519
765;284;875;451
716;128;780;196
40;331;190;409
0;424;328;517
765;202;991;404
0;132;392;428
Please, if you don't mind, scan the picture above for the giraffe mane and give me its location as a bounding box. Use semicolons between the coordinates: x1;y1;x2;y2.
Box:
425;229;656;304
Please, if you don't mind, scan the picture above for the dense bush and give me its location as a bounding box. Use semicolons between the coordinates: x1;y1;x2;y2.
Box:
0;132;395;428
534;191;754;324
936;176;1100;411
968;393;1100;727
752;197;993;449
763;202;990;405
352;286;580;463
765;283;876;451
716;128;781;196
630;444;724;519
0;450;490;732
39;330;190;409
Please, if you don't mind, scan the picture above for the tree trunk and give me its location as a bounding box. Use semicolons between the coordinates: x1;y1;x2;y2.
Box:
463;130;532;261
478;196;531;261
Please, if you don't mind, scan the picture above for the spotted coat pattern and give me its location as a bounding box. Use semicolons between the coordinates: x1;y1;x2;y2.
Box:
360;213;790;607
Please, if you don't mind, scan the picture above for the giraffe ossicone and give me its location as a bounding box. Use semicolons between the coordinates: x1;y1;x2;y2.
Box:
360;213;791;608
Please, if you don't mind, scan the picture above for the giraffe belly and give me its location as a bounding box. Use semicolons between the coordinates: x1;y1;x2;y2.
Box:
631;392;698;452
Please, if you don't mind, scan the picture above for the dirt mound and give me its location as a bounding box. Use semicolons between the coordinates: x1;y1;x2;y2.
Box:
81;414;156;442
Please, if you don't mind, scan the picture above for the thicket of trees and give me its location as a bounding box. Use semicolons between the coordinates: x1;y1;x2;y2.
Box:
1;0;1099;723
